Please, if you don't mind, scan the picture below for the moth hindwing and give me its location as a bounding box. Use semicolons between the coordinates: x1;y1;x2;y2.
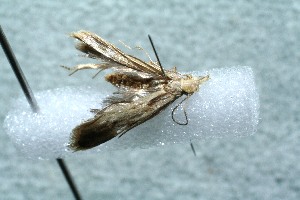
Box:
65;30;209;151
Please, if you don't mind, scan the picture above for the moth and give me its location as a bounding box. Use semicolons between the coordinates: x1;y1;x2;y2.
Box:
64;30;209;151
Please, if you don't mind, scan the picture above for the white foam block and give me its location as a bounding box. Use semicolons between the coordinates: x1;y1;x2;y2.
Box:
3;66;259;159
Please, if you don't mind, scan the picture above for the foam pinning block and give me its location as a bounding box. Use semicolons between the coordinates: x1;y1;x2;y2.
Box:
3;66;259;159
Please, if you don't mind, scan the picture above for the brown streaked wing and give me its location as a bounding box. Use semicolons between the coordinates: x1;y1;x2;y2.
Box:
71;30;165;77
68;89;180;151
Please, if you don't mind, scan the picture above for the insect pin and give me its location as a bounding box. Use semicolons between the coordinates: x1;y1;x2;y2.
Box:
63;30;209;151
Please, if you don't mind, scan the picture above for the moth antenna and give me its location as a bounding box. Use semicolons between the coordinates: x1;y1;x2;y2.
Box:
171;95;190;125
148;34;166;77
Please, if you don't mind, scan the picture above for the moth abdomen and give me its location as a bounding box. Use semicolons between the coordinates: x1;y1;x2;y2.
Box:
105;73;154;89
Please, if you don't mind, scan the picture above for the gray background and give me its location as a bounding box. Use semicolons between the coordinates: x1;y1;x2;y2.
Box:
0;1;299;199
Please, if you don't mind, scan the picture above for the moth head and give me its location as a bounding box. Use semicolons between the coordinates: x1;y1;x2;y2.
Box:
180;75;209;94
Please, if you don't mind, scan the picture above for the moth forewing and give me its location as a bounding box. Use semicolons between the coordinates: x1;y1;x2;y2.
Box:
69;89;179;151
65;30;209;151
70;30;164;77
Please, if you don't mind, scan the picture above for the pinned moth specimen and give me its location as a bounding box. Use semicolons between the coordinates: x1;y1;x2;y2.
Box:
64;30;209;151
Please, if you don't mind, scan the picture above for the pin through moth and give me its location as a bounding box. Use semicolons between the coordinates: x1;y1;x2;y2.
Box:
63;31;209;151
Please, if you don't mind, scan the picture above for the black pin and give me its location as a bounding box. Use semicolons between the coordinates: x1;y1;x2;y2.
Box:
148;34;166;77
0;26;82;200
147;34;196;156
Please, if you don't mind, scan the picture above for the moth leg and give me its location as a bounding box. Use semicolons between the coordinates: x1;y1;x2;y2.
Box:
118;40;156;64
118;40;134;50
134;45;156;64
61;63;102;76
92;69;105;79
118;40;143;51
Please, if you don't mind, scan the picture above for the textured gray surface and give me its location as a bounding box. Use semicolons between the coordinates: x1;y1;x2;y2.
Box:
0;1;299;199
